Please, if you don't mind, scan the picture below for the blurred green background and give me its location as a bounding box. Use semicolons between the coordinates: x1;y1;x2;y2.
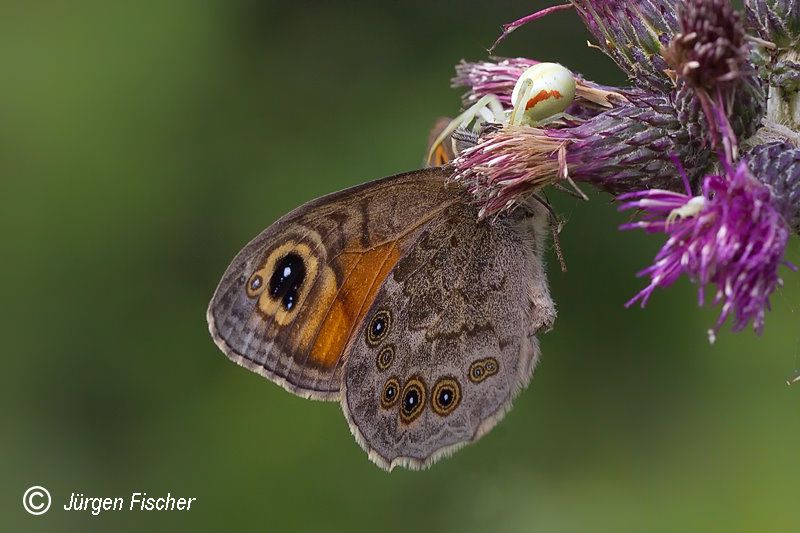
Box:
2;1;800;531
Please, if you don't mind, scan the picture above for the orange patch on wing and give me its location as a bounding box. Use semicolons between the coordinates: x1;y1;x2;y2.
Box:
307;241;400;368
433;144;450;166
526;89;563;110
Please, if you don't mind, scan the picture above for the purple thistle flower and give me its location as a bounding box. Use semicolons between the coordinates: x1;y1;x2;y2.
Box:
453;58;538;107
489;1;681;91
441;0;794;338
452;1;763;214
453;90;712;215
571;0;680;91
664;0;749;90
453;126;566;217
663;0;765;158
619;160;795;338
452;58;622;116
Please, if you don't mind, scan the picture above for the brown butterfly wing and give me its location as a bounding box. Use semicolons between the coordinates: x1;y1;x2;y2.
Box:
207;167;462;400
340;201;556;470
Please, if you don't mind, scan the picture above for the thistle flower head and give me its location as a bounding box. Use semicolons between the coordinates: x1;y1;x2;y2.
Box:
619;160;795;337
452;126;565;217
547;90;711;192
663;0;763;161
442;0;792;340
571;0;680;91
487;1;680;90
663;0;749;90
452;90;712;216
747;141;800;232
453;58;538;107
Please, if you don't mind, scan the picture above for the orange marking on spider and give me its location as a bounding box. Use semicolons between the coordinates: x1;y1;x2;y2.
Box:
525;90;563;110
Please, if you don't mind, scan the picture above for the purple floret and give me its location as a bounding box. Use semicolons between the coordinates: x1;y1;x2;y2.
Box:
619;161;795;337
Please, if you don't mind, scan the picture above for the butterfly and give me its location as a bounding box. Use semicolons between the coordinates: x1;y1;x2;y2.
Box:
207;124;557;471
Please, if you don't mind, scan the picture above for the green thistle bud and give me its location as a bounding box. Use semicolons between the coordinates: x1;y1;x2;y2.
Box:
746;0;800;50
746;1;800;128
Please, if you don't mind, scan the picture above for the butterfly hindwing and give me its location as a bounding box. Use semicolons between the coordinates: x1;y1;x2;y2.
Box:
340;200;555;470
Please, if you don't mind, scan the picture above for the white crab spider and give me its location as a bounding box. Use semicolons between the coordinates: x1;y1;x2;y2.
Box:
509;62;577;126
428;62;577;163
666;196;706;226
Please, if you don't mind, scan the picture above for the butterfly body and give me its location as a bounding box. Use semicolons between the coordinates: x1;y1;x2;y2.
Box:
208;166;555;470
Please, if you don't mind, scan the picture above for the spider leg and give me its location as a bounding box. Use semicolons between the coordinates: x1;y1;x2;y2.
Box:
508;78;534;126
534;111;579;127
484;96;506;124
426;94;504;164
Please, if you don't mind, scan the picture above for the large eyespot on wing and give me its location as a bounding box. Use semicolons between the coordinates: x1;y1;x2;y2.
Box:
340;201;555;470
206;166;463;401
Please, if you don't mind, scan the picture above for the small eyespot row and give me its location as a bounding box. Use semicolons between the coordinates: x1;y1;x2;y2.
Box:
381;375;463;420
468;357;499;383
431;377;461;417
366;309;392;347
399;376;426;424
381;377;400;409
376;345;395;372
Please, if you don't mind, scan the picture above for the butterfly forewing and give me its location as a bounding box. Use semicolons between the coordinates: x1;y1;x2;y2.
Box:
207;167;461;400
